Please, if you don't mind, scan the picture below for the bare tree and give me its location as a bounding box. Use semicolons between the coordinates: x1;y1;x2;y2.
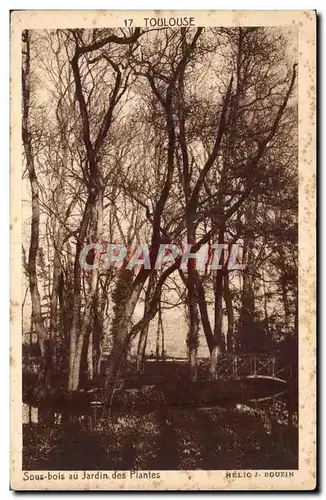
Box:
22;30;48;377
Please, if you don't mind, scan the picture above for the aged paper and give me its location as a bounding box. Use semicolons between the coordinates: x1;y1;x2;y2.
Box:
11;10;316;491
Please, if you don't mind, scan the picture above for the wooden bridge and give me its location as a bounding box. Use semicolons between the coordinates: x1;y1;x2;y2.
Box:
215;354;292;384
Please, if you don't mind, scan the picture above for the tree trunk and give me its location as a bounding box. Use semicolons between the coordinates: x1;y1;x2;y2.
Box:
49;233;64;372
186;223;200;382
93;296;104;376
87;330;93;380
155;314;161;360
69;191;103;391
68;195;94;391
49;95;73;373
104;339;127;395
136;323;149;372
177;33;201;383
281;274;290;335
187;266;200;382
160;305;165;358
262;269;270;336
104;277;146;393
209;270;224;380
224;272;234;352
136;273;155;372
70;332;85;392
239;239;255;352
214;270;225;353
210;227;226;378
22;30;48;374
240;269;255;349
194;272;215;353
209;346;220;380
182;268;218;377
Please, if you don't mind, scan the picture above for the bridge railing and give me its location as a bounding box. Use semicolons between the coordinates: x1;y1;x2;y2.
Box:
216;354;292;382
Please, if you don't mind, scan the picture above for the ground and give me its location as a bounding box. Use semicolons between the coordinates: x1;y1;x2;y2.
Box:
23;404;298;471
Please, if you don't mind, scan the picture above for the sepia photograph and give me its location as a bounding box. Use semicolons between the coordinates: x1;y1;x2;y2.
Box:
10;10;316;491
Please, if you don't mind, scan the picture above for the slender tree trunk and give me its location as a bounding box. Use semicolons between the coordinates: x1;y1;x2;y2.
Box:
49;257;59;367
240;269;255;347
49;233;64;372
187;226;199;382
224;272;234;352
214;270;224;352
194;272;215;353
136;273;155;372
136;324;149;372
160;304;165;357
70;333;85;392
281;274;290;335
187;277;200;381
239;238;255;352
210;228;226;378
176;32;201;382
262;269;270;335
87;331;93;380
156;315;161;360
93;296;103;376
209;346;219;381
195;272;220;380
209;275;224;380
49;96;73;373
22;30;48;375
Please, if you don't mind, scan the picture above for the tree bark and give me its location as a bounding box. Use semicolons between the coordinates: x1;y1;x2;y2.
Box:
181;269;216;355
262;268;270;336
239;241;255;352
68;194;95;391
87;330;94;380
281;273;290;336
70;332;85;392
178;34;198;381
214;270;225;353
195;275;215;353
210;227;226;378
136;273;155;372
49;233;64;371
22;31;48;370
160;304;165;358
68;191;103;391
224;272;234;353
104;278;145;393
155;314;161;360
187;260;200;382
